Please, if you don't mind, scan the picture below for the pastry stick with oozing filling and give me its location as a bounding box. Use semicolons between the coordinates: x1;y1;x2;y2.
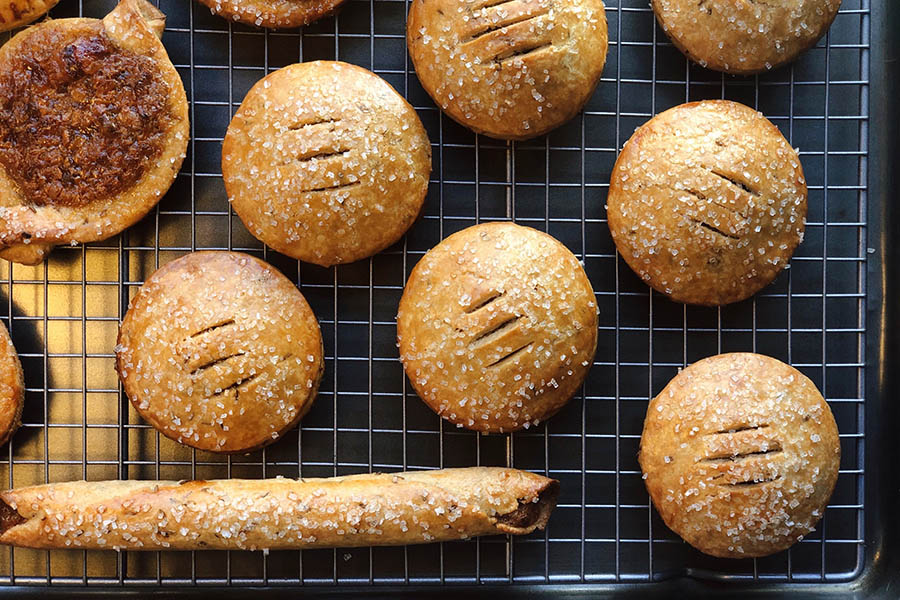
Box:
0;468;559;550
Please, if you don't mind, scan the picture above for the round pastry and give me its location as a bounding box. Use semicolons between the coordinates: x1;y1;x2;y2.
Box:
116;251;324;454
607;100;807;306
0;0;189;265
0;320;24;447
639;353;840;558
652;0;842;75
407;0;608;140
0;0;58;32
223;61;431;267
195;0;343;28
397;222;597;433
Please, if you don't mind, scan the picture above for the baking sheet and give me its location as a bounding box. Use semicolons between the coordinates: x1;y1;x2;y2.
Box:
0;0;868;586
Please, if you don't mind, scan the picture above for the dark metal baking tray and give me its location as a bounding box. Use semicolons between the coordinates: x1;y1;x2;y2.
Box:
0;0;895;595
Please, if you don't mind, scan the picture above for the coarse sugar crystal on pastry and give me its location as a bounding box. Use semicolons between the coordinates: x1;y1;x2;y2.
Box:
607;100;807;306
407;0;608;140
223;61;431;267
0;0;189;265
652;0;842;75
0;320;23;448
195;0;344;29
0;0;59;32
639;352;841;558
116;251;324;454
397;222;598;433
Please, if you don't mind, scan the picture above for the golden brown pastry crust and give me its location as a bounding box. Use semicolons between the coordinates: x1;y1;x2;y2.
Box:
653;0;842;75
639;353;840;558
0;320;23;447
0;0;58;32
223;61;431;267
607;100;807;306
0;0;189;265
195;0;344;29
407;0;608;140
398;222;597;433
116;251;324;454
0;467;559;550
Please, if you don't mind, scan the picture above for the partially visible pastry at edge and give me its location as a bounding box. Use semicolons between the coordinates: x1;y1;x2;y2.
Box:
398;222;598;433
652;0;842;75
639;353;840;558
0;0;59;32
116;251;324;454
407;0;608;140
195;0;345;28
607;100;807;306
223;61;431;267
0;0;189;265
0;320;23;447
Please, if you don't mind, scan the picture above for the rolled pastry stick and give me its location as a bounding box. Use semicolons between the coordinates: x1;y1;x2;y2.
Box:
0;467;558;550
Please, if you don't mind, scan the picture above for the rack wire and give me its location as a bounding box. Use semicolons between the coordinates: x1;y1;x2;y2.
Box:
0;0;868;587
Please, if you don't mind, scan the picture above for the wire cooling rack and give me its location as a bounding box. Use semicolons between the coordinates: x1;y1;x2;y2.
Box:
0;0;868;588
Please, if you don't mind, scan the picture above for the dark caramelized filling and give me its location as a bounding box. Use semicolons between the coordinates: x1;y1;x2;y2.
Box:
0;22;172;208
0;498;24;535
496;498;542;528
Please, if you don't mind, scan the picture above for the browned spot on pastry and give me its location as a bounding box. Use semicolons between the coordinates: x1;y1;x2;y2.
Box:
0;498;25;535
0;22;172;208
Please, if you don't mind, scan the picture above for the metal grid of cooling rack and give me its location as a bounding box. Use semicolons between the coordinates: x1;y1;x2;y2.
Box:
0;0;868;588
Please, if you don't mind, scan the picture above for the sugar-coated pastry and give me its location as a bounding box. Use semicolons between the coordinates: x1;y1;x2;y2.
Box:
116;251;324;454
639;353;840;558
